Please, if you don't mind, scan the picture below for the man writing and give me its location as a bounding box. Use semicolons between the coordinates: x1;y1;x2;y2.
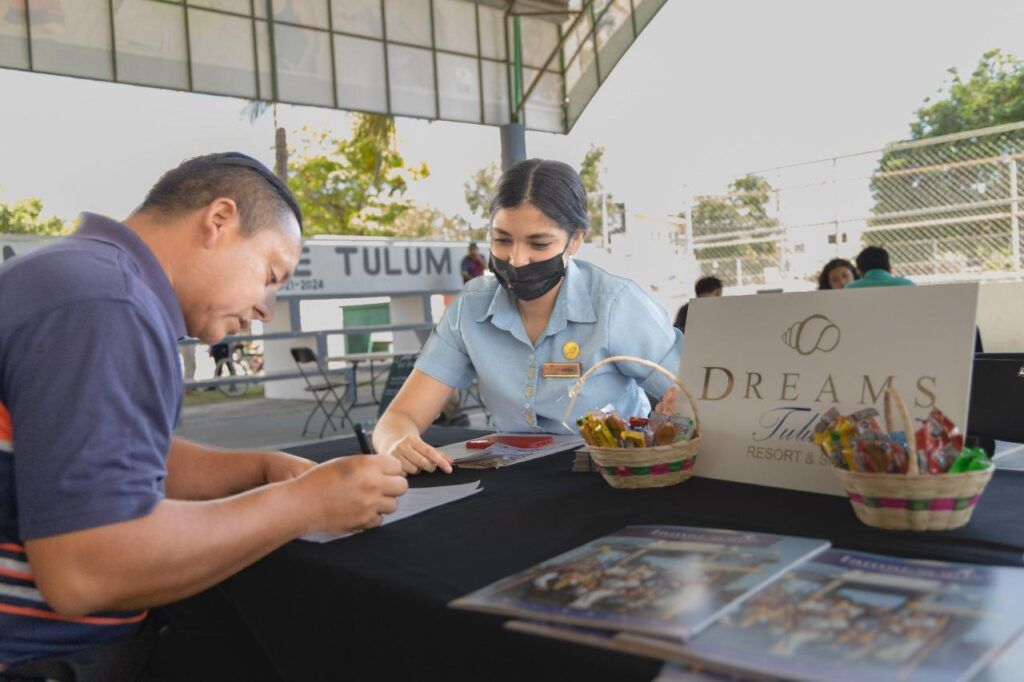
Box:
0;153;407;677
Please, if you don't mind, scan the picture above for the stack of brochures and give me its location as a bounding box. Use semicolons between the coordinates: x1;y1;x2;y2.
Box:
450;526;1024;681
441;434;584;470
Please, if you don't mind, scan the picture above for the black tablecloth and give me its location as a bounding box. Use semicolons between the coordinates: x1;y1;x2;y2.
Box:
213;427;1023;682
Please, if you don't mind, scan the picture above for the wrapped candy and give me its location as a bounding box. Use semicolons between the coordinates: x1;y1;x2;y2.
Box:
948;447;992;473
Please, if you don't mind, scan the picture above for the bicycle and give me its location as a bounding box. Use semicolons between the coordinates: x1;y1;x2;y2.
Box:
212;342;263;398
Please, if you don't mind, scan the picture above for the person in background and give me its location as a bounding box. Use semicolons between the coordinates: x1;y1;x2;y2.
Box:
673;276;723;333
844;246;915;289
817;258;860;290
460;242;487;283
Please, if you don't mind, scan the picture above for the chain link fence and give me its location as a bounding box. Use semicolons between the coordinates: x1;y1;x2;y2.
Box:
680;121;1024;289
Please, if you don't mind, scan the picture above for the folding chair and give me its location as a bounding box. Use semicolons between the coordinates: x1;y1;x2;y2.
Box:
290;347;354;439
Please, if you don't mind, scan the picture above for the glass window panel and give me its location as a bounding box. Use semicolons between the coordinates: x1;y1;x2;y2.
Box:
0;4;30;69
433;0;475;56
565;53;597;129
189;8;257;98
30;0;112;80
522;67;563;133
273;0;328;29
332;0;382;39
255;0;266;18
274;24;333;106
387;44;435;118
633;0;664;32
335;34;387;113
115;0;189;89
517;16;557;70
437;52;479;123
254;19;273;99
383;0;430;47
481;58;508;125
477;5;504;60
594;0;632;80
189;0;251;13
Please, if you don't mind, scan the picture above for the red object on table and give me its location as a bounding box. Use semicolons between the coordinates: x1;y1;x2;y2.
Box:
465;435;555;449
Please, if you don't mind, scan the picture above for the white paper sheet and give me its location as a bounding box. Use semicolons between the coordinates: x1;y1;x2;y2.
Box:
300;480;483;543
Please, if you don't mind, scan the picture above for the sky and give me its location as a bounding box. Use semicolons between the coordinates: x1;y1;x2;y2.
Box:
1;0;1023;224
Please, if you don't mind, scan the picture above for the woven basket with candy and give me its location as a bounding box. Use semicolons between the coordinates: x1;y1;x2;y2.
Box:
562;356;702;490
816;387;994;531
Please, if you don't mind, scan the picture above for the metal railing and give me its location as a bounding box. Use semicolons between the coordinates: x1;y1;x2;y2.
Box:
675;121;1024;288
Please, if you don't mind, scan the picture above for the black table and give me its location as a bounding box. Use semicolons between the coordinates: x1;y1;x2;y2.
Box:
210;427;1023;682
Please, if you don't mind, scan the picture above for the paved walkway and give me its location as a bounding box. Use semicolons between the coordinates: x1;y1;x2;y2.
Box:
174;397;490;450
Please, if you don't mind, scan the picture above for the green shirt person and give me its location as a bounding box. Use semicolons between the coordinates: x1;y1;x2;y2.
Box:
844;246;915;289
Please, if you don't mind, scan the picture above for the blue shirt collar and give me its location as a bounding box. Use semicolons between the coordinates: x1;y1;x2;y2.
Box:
477;259;597;343
71;213;188;339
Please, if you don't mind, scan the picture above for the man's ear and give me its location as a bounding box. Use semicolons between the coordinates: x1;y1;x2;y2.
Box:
199;198;240;248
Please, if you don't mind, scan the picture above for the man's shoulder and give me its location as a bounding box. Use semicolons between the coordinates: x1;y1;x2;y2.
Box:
0;238;140;329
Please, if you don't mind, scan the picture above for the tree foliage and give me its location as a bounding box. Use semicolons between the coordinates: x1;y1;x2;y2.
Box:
464;163;499;223
287;114;430;236
0;193;68;235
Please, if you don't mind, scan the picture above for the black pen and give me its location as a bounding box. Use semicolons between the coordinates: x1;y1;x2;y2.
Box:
354;423;373;454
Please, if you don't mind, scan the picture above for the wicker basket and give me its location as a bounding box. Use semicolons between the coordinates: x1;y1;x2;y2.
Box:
830;387;994;531
562;356;702;490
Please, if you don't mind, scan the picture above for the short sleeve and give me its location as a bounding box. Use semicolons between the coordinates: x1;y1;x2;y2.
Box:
414;295;476;389
3;300;178;540
608;283;684;400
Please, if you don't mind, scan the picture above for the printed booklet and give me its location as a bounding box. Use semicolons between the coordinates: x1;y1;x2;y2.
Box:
502;549;1024;682
451;526;829;641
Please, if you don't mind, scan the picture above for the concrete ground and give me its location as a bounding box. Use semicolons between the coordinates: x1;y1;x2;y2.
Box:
174;397;491;450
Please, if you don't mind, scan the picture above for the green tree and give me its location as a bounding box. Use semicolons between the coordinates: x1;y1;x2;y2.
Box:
686;174;779;286
869;50;1024;274
0;193;68;235
464;163;499;224
579;144;605;195
287;114;430;236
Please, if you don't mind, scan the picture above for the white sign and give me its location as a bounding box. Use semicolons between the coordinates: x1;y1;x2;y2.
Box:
0;235;56;263
280;241;484;298
678;285;979;496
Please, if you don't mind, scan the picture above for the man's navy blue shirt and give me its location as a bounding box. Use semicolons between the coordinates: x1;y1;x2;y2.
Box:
0;213;185;665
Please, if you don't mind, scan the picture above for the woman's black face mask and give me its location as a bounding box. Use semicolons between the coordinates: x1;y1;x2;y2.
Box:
489;245;569;302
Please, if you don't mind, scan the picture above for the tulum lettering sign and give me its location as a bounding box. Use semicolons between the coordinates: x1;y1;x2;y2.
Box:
278;242;481;298
679;284;979;496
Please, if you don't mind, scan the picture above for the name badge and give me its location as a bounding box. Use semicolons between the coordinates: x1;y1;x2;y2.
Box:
542;362;581;378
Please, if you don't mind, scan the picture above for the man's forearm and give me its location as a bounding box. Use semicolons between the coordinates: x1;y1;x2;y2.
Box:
27;481;310;615
165;437;266;500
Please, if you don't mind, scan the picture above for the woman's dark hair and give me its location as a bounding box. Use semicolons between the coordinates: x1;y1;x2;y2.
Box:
817;258;860;290
489;159;589;238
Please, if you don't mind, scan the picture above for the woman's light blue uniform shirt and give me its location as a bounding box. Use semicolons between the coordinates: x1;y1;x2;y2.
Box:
415;259;683;434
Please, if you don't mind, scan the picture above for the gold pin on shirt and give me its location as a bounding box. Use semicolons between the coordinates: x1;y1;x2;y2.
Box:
562;341;580;361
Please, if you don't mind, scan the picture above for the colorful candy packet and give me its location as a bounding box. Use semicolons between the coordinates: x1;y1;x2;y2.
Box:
815;405;990;475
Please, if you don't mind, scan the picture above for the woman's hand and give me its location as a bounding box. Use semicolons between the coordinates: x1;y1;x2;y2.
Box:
653;386;679;416
386;434;454;475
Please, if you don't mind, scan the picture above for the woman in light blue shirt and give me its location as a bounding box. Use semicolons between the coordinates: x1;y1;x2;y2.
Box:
373;159;683;474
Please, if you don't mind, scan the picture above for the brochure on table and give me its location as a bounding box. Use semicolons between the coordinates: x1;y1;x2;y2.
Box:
451;526;829;641
506;548;1024;682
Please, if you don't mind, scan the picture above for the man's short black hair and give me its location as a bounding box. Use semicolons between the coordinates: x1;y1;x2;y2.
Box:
695;276;723;297
856;246;891;273
468;242;478;250
138;152;302;235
